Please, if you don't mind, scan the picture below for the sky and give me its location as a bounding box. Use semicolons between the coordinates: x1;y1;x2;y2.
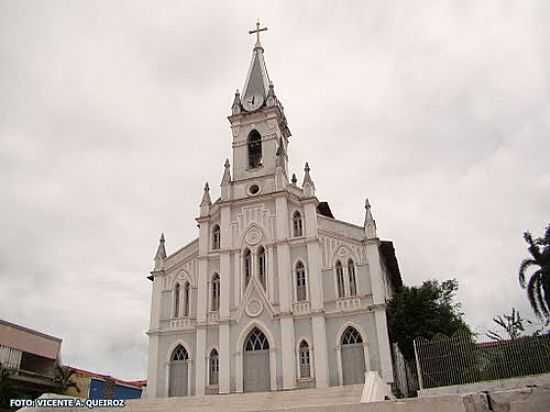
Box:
1;1;549;380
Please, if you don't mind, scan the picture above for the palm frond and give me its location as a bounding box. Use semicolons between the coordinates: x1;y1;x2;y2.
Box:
519;259;538;288
542;272;550;319
534;276;549;318
527;272;542;318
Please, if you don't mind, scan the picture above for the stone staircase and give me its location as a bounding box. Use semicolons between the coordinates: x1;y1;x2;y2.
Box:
59;385;363;412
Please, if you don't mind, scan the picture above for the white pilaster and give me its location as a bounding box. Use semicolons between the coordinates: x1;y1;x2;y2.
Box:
366;240;394;383
219;205;232;393
312;315;330;388
146;274;162;398
267;246;275;304
275;196;291;312
280;316;296;389
235;352;243;392
195;327;207;395
145;333;160;398
219;323;231;394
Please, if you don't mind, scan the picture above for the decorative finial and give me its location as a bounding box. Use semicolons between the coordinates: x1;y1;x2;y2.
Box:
232;89;242;114
302;162;315;196
364;198;377;239
221;159;231;186
200;182;212;207
266;81;277;107
365;198;371;209
154;232;167;268
291;173;297;185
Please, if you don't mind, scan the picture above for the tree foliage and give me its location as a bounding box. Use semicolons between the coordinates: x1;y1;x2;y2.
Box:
519;224;550;319
486;308;531;341
387;278;471;361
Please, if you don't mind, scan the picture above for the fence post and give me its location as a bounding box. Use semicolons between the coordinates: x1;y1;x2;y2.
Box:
413;338;424;390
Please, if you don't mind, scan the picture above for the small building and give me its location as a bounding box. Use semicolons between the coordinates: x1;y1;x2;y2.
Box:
64;367;145;400
0;319;63;398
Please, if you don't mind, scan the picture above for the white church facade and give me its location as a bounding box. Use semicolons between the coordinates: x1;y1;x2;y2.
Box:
144;23;403;398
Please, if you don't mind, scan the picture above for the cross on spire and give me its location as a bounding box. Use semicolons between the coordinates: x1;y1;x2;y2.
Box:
249;19;268;46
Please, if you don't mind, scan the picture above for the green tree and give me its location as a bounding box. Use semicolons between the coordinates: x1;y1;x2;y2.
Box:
387;279;471;361
519;224;550;319
486;308;531;341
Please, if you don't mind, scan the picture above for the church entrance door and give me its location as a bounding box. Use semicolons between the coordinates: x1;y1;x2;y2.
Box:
169;345;189;397
341;327;366;385
243;327;270;392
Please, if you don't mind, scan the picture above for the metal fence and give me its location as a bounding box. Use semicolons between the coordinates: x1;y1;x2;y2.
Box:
413;330;550;390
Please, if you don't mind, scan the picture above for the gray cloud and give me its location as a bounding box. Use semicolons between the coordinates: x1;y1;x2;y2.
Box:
1;1;549;379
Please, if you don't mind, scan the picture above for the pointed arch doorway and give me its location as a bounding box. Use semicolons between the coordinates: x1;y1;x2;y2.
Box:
243;327;270;392
341;326;366;385
169;345;189;397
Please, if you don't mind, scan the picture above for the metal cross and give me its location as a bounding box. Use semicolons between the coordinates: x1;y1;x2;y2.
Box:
249;19;268;44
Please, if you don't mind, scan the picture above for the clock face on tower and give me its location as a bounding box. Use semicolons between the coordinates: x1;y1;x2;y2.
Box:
242;93;264;112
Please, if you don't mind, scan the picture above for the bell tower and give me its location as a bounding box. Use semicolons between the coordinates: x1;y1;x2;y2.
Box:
228;21;291;196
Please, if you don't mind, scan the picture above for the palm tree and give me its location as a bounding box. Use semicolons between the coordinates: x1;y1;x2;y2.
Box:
519;224;550;319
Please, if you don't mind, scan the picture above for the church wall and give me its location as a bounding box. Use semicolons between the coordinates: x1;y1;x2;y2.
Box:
321;269;336;305
356;263;372;296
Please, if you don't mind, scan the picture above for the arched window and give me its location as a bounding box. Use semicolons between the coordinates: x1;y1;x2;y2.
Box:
247;130;262;169
209;349;219;385
348;259;357;296
172;344;189;361
341;326;363;345
258;246;266;290
174;283;180;318
296;261;307;302
183;282;190;317
244;249;252;287
336;261;345;298
244;327;270;351
293;211;303;237
212;225;220;250
211;273;220;312
298;340;311;378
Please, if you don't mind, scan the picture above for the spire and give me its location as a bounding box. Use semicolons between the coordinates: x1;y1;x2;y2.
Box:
302;162;316;197
200;182;212;207
221;158;232;185
266;81;277;107
200;182;212;216
231;89;242;114
221;159;232;201
291;173;298;185
364;198;377;239
241;20;271;112
153;233;167;270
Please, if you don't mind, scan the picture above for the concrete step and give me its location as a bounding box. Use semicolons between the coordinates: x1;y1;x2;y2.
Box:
90;385;364;412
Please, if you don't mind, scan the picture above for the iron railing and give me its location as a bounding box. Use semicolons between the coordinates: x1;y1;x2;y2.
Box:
413;330;550;390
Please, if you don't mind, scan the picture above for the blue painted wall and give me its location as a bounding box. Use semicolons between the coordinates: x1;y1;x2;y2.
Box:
89;378;142;400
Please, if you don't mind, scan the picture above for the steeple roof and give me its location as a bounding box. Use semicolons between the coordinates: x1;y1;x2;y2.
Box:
242;23;271;104
154;233;167;261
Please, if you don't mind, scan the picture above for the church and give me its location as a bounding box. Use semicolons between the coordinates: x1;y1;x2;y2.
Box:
144;22;403;399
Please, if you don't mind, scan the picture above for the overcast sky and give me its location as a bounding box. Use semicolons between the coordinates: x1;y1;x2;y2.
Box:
1;1;549;380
